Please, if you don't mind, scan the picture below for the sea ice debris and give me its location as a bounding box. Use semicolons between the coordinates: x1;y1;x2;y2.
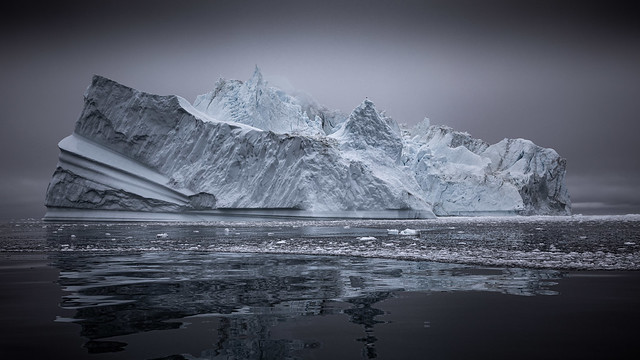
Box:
400;229;419;236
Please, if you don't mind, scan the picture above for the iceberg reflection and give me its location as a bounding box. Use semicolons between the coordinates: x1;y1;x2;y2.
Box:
51;251;561;357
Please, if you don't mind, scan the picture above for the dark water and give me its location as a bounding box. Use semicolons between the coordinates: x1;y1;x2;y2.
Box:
1;216;640;359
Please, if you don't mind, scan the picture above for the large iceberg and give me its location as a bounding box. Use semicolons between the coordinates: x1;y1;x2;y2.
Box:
44;68;570;221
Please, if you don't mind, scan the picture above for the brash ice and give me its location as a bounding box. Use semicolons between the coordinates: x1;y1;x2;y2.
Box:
44;68;571;220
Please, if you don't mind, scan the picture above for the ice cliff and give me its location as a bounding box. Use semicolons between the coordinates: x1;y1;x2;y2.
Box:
44;68;571;220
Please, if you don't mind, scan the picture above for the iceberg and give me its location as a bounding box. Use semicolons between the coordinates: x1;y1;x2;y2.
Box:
44;68;570;221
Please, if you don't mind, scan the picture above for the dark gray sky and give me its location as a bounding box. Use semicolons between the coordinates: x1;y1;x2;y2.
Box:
1;0;638;219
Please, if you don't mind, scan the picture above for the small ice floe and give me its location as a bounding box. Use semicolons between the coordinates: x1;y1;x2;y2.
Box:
70;234;76;239
343;225;351;229
357;236;377;241
579;236;587;240
400;228;419;236
223;228;230;234
276;240;287;245
125;236;133;239
267;232;275;236
156;233;169;239
387;229;399;235
624;242;636;245
193;230;199;233
105;233;111;236
55;316;78;323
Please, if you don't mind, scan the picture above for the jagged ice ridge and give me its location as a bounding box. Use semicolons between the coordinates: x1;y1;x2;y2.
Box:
44;68;571;220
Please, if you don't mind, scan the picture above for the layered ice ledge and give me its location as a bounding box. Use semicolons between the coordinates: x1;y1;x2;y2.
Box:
44;71;570;221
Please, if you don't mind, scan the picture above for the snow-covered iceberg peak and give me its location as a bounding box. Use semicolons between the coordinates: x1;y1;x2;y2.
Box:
192;66;344;136
332;99;403;161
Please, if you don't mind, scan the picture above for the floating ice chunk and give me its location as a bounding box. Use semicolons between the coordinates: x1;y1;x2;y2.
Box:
156;233;169;239
357;236;377;241
387;229;399;235
400;229;419;236
70;234;76;238
105;233;111;236
276;240;287;244
54;316;80;323
267;232;275;236
193;230;199;233
625;242;636;245
224;228;230;234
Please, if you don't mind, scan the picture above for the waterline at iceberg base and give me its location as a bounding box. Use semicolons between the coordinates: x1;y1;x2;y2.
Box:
45;69;570;221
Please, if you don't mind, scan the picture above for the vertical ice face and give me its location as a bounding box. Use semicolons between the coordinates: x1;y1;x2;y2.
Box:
44;71;570;221
402;121;570;215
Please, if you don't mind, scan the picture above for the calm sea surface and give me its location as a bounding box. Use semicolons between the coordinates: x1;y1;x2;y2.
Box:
1;215;639;359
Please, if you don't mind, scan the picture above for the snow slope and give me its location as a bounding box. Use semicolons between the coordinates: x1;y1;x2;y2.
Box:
44;71;570;220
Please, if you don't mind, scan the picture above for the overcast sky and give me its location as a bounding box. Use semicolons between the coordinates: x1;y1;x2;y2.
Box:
1;0;638;219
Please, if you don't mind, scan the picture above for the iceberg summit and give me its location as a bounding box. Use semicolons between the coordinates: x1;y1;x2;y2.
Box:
44;68;571;221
